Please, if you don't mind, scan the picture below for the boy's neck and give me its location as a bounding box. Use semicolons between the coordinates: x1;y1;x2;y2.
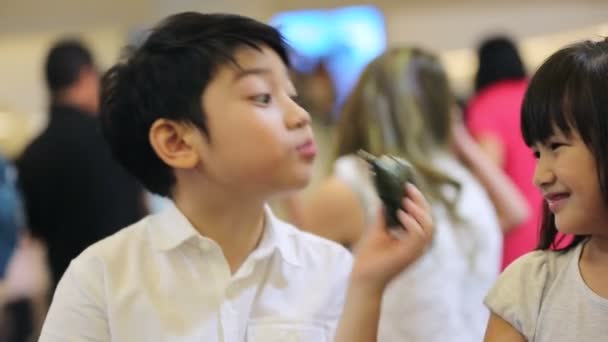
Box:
173;186;266;275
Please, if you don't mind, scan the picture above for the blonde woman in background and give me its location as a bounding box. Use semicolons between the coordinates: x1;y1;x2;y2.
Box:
301;47;528;341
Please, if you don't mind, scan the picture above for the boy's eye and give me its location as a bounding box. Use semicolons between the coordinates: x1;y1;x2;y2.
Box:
549;142;565;151
251;94;272;104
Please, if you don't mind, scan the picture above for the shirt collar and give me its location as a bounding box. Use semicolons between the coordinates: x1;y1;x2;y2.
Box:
253;205;301;267
149;201;301;267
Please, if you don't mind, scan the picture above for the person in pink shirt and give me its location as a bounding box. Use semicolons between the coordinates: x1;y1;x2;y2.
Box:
466;36;541;269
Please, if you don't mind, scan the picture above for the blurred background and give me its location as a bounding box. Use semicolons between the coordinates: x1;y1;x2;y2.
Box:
1;0;608;157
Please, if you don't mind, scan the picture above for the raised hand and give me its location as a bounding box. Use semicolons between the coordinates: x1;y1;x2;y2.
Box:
350;183;434;292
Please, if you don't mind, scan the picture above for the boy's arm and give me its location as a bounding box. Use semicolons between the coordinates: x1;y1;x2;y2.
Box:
334;282;383;342
39;259;110;342
335;184;434;342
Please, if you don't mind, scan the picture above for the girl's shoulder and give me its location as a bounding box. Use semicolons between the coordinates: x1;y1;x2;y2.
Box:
484;245;581;339
500;245;579;287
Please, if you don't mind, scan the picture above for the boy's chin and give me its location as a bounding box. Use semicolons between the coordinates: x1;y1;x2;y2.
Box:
287;177;311;192
272;177;311;197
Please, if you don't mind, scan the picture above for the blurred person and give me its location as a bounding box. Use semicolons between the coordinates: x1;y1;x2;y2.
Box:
291;59;336;125
300;47;528;341
0;156;20;280
0;236;50;342
16;39;146;289
0;155;49;342
466;36;541;268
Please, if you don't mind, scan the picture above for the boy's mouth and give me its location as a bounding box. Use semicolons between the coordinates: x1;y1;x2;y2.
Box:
296;139;317;159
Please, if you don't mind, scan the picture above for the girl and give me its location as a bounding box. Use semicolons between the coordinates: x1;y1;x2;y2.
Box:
484;39;608;341
301;47;522;341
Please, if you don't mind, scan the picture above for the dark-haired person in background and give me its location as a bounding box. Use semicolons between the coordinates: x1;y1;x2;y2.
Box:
466;36;537;269
16;39;147;290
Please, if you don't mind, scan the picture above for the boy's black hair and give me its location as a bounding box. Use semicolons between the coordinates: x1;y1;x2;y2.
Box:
521;38;608;251
474;36;526;92
45;39;94;94
100;12;289;197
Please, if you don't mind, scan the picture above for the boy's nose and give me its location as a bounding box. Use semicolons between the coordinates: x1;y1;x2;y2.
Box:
286;104;311;130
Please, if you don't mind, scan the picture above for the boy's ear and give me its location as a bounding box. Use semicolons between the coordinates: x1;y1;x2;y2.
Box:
149;119;201;169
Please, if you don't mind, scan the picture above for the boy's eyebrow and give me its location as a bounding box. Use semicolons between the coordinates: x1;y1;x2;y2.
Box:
232;68;271;82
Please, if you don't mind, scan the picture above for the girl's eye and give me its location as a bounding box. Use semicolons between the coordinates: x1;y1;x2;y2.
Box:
550;142;565;151
251;94;272;104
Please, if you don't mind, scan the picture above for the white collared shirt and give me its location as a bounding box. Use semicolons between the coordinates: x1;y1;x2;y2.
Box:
39;202;353;342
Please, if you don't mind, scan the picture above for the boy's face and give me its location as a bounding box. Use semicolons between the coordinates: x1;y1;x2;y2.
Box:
197;45;316;197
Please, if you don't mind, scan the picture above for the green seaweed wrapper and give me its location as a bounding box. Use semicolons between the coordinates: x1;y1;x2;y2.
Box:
358;150;417;228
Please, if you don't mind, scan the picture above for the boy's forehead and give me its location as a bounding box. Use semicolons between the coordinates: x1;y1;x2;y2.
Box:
217;45;289;81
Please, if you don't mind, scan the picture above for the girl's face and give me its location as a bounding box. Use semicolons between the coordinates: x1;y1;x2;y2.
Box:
532;128;608;235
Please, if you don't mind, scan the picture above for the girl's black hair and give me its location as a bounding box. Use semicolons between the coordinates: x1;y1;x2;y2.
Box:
521;38;608;251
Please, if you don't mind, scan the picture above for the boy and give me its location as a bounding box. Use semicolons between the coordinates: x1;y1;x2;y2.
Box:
39;12;433;341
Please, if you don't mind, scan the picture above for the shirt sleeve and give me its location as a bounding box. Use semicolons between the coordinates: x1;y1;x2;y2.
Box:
39;256;110;341
484;251;550;340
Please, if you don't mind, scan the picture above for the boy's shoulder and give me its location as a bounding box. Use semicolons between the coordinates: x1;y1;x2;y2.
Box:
72;208;353;272
75;215;153;262
266;213;354;268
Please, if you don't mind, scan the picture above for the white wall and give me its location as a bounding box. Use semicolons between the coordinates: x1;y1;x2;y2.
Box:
0;0;149;34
